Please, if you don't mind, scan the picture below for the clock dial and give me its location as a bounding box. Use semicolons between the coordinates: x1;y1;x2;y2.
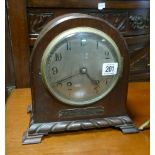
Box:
41;27;123;106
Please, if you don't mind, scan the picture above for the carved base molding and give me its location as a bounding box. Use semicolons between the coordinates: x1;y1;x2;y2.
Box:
22;105;139;144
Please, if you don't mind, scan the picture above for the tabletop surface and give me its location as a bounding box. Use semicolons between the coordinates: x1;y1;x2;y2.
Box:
6;82;150;155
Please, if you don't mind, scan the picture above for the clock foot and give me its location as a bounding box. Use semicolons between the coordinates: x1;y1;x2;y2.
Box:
22;130;43;145
22;114;139;144
116;123;139;134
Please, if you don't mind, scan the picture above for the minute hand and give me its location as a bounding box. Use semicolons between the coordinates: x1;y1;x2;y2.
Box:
55;72;80;84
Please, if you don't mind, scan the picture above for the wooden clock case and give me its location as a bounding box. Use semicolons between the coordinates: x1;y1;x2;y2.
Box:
22;13;139;144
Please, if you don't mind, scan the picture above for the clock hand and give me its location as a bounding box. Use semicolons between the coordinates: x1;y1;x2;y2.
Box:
54;67;98;85
85;73;99;85
54;72;80;84
79;67;99;85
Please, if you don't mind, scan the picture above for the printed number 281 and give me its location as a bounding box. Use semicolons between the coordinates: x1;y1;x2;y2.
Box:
105;66;114;73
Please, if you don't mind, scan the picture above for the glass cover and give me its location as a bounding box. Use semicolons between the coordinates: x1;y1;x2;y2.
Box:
41;27;123;106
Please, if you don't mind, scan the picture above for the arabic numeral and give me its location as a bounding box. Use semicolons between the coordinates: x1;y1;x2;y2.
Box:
52;67;58;75
67;41;71;51
55;53;62;61
105;51;109;56
105;66;114;72
96;41;99;49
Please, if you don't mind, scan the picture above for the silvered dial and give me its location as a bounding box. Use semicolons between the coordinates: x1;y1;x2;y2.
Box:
41;27;123;106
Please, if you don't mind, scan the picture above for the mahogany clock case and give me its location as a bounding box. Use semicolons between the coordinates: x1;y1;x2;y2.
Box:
23;13;138;144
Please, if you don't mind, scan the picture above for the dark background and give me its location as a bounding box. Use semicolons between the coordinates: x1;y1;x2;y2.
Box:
5;0;150;99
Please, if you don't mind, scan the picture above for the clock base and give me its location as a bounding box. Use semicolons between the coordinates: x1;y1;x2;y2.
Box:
22;105;139;145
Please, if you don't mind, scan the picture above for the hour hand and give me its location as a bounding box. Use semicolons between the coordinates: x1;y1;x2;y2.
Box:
85;73;99;85
79;67;99;85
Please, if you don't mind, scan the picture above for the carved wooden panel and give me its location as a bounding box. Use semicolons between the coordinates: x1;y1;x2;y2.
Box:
88;10;150;36
129;15;149;30
28;9;129;36
127;9;150;36
6;0;150;88
28;9;150;38
128;34;150;81
129;49;150;81
27;9;150;81
28;12;54;36
88;11;128;32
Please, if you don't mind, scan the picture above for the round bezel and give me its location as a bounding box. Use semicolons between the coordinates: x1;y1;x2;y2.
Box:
41;27;123;106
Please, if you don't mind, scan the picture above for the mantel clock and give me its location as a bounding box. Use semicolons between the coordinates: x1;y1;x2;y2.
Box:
22;13;138;144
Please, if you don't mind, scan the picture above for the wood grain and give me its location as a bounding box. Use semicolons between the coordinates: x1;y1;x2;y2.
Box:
6;82;150;155
5;8;16;98
30;13;130;123
7;0;30;87
28;0;150;9
6;0;150;88
27;9;149;82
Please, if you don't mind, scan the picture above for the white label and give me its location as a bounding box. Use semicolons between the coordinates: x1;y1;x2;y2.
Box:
102;63;118;76
98;3;105;10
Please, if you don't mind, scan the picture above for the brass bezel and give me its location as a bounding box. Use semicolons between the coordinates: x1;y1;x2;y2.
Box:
41;27;123;106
